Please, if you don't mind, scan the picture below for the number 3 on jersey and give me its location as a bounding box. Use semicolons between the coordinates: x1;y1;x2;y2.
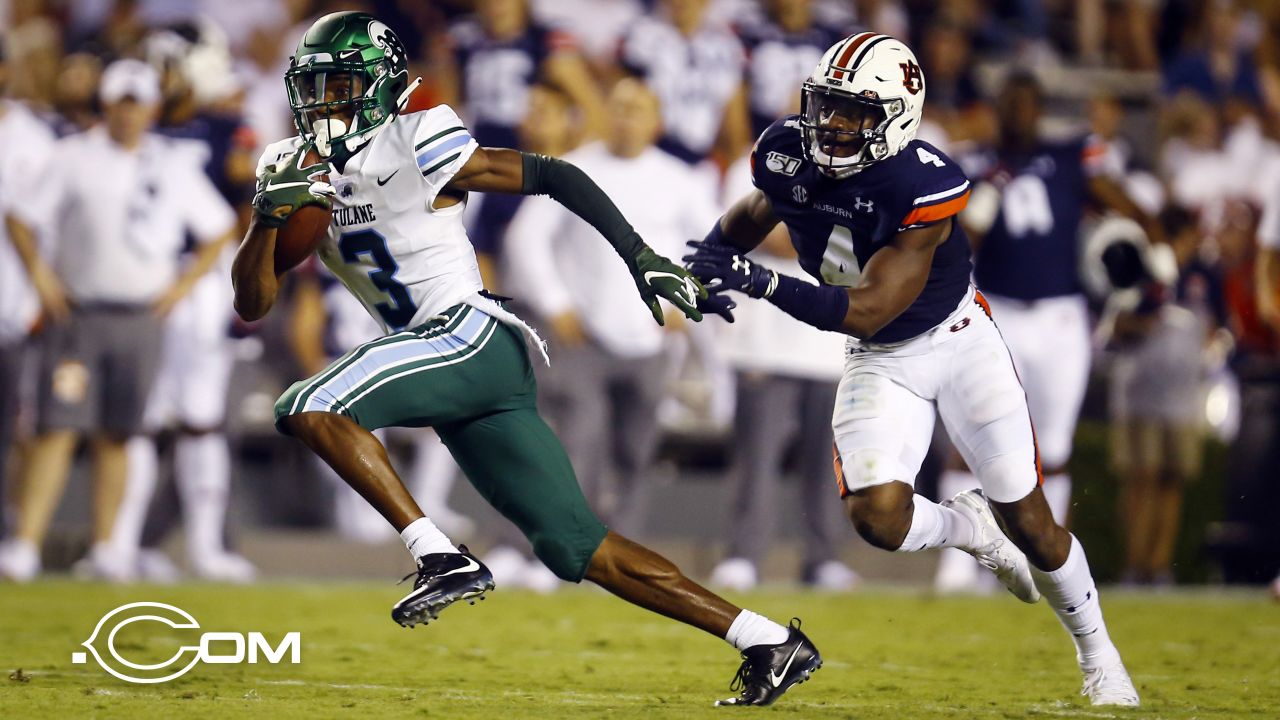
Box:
339;230;418;330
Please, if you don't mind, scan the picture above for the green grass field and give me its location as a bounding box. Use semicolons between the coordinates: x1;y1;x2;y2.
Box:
0;581;1275;719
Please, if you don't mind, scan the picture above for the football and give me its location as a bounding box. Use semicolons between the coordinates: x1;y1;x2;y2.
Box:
273;146;332;274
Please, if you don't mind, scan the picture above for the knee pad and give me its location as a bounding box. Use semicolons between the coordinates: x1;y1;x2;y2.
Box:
975;452;1039;504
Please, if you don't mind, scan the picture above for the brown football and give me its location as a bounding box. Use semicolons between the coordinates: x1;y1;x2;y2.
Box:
274;147;332;274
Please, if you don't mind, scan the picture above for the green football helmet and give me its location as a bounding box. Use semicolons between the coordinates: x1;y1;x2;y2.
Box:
285;11;419;162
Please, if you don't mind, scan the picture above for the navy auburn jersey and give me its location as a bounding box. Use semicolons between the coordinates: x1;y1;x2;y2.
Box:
737;20;845;138
752;116;973;343
449;20;574;148
972;137;1106;300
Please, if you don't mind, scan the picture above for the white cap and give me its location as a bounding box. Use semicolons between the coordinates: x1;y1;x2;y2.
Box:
99;59;161;105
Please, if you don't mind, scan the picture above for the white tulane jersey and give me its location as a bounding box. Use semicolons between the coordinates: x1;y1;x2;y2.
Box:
256;105;488;335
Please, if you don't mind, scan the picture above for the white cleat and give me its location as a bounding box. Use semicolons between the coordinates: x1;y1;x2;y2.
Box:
0;539;40;582
943;490;1040;604
709;557;758;592
1082;660;1140;706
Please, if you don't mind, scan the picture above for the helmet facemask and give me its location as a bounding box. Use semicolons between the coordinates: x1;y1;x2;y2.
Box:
287;54;391;159
800;83;905;178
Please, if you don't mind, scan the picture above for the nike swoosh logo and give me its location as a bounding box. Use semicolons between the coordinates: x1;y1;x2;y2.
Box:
436;556;480;578
770;645;803;687
643;271;698;307
264;180;311;192
377;170;399;186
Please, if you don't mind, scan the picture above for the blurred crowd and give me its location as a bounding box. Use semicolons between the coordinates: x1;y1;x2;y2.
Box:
1;0;1278;593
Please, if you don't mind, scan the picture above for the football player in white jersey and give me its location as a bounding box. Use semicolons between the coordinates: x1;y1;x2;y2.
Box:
231;12;821;706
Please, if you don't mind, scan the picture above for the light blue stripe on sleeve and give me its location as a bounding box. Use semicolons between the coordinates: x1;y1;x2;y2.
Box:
416;134;473;170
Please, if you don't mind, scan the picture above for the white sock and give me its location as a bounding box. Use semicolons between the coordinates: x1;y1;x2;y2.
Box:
1041;474;1073;525
725;609;790;651
898;495;977;552
112;437;158;559
400;517;458;559
176;434;231;558
1031;535;1120;670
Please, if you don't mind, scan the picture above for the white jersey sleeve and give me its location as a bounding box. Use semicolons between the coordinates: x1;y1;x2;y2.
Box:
407;105;479;209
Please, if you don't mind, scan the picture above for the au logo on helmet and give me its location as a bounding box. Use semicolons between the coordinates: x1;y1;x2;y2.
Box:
900;60;923;95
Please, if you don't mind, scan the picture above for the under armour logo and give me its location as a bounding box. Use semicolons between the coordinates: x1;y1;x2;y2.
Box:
854;197;874;212
731;257;751;273
950;317;970;333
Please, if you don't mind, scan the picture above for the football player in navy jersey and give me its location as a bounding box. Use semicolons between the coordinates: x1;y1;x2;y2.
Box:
935;73;1163;592
685;33;1140;707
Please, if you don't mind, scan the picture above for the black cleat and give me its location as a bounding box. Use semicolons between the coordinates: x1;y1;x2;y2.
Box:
716;619;822;707
391;545;494;628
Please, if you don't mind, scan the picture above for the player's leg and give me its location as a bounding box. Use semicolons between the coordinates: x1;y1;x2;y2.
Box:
987;294;1090;524
941;294;1138;706
711;371;797;590
275;307;523;622
439;405;821;707
833;352;994;566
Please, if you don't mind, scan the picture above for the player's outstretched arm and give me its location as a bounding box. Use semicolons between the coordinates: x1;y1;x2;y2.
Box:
686;219;951;339
445;147;707;324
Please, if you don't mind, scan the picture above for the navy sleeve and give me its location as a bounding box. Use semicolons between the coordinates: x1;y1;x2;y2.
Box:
895;142;972;231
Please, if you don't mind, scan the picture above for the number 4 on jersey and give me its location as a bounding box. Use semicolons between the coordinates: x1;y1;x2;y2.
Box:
820;224;863;286
916;147;945;167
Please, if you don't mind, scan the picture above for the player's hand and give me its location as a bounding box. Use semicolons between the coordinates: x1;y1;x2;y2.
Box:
251;143;336;228
683;239;778;300
697;288;737;323
629;247;706;326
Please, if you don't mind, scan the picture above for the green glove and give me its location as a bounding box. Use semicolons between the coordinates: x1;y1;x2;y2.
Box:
252;144;336;228
629;246;707;326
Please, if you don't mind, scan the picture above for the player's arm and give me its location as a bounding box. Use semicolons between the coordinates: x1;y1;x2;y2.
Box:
233;144;333;322
231;217;282;321
1087;174;1165;245
444;147;706;324
4;213;70;323
686;217;950;339
709;188;782;253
